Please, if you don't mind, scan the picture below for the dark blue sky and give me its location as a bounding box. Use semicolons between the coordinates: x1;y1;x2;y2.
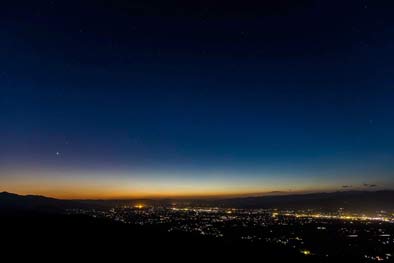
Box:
1;0;394;198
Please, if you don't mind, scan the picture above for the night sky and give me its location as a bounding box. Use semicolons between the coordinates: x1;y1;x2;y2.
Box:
1;0;394;198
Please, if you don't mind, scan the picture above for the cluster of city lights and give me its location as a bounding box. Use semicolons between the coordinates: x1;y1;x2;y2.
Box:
279;213;393;223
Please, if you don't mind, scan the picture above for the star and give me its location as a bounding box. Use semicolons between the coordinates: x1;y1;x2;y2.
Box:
56;152;61;157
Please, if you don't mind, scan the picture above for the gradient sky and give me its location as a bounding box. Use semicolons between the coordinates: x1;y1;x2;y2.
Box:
1;0;394;198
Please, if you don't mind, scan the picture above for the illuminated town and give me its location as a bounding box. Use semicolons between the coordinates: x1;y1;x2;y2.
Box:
68;205;394;262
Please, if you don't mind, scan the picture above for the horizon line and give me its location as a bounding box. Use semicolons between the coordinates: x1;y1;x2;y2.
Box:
2;188;392;201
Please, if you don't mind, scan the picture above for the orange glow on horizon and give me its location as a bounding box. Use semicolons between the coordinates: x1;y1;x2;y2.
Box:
0;186;333;200
0;169;374;200
0;180;353;200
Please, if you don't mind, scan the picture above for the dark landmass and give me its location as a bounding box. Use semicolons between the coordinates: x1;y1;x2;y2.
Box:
77;190;394;213
213;190;394;212
2;190;394;213
1;211;372;262
0;191;84;214
1;190;393;262
1;209;307;261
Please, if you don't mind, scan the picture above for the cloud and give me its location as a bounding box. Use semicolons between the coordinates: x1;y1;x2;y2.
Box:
363;183;377;188
341;185;352;188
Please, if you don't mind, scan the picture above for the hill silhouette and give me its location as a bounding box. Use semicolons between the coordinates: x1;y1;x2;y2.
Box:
0;191;80;213
1;190;393;262
2;190;393;214
211;190;394;212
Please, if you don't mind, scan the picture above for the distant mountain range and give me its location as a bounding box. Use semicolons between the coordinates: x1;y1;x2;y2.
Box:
0;191;77;213
210;190;394;212
1;190;394;213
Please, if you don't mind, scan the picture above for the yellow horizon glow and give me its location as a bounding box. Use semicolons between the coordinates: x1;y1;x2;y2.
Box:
0;188;318;200
0;182;336;200
0;179;341;200
0;184;302;200
0;168;380;200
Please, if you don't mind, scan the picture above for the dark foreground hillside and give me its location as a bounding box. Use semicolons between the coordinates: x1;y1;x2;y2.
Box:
1;191;393;262
1;212;313;262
